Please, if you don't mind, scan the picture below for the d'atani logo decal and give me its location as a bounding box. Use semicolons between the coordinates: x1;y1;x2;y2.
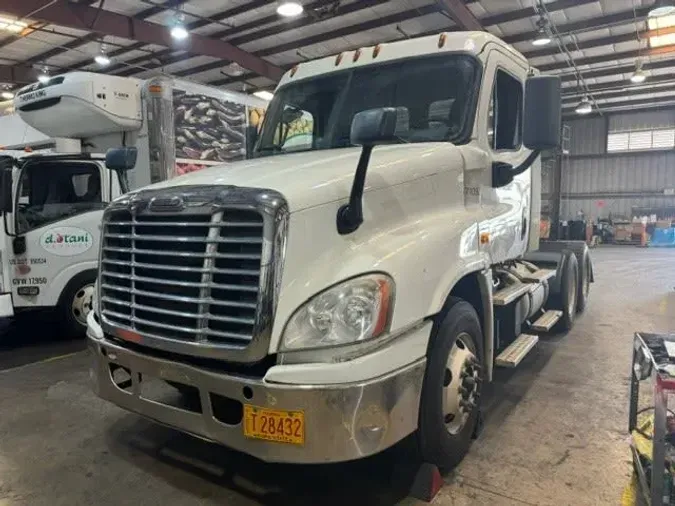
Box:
40;227;93;256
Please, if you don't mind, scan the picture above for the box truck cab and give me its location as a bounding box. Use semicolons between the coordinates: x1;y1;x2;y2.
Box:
88;32;593;468
0;73;266;336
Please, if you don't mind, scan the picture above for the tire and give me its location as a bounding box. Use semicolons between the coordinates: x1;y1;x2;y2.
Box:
58;271;97;338
540;240;592;312
576;248;591;313
553;251;578;332
417;297;484;471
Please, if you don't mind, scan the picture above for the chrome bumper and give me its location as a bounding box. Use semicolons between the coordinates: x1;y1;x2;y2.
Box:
87;324;425;463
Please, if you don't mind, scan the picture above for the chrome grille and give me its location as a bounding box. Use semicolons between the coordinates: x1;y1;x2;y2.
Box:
100;206;265;349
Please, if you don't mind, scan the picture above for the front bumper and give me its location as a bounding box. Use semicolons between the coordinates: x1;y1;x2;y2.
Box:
87;314;426;464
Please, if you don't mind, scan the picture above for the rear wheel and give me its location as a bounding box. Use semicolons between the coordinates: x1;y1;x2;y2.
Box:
417;297;483;471
59;272;96;338
576;249;591;313
553;251;578;331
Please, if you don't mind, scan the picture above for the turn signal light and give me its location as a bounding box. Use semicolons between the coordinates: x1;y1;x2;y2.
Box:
438;33;447;48
353;48;362;62
335;53;344;66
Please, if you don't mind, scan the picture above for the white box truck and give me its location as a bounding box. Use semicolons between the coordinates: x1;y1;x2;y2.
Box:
86;32;593;468
0;72;266;336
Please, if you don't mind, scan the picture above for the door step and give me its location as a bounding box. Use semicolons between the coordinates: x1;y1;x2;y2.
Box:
493;283;531;306
495;334;539;368
520;269;556;283
531;310;563;332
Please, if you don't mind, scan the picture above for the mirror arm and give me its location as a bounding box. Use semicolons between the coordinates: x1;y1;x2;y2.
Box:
512;149;540;176
336;145;373;235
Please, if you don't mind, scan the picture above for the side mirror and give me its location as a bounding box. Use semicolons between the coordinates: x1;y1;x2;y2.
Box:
337;108;408;235
350;107;407;146
105;147;137;172
0;163;13;214
523;75;562;151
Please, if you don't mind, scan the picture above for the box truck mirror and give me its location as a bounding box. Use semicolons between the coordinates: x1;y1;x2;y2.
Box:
337;107;408;235
105;147;137;173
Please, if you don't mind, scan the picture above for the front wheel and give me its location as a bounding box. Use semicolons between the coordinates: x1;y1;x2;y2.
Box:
417;297;484;471
59;272;96;338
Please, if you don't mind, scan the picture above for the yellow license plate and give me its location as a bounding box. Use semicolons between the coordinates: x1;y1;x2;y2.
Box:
243;405;305;445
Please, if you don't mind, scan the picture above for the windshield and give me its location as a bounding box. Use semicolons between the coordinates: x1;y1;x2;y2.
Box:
16;161;105;234
255;54;480;156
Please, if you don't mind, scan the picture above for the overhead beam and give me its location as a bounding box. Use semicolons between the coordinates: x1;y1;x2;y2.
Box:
66;0;273;74
558;57;675;83
563;74;675;97
540;45;675;73
112;0;391;77
562;95;675;115
15;0;187;68
563;83;675;103
505;6;651;46
1;0;284;81
437;0;483;31
124;3;440;80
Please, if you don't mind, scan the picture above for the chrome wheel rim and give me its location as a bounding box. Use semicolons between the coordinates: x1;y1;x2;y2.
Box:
442;332;481;435
72;283;94;327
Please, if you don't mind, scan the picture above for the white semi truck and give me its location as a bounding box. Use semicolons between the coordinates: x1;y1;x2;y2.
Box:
87;32;593;468
0;72;266;336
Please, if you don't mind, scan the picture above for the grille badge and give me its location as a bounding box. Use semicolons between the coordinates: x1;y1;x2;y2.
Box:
149;195;185;212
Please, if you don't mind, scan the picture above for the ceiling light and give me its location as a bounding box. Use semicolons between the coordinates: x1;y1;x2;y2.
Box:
94;52;111;67
170;13;189;40
228;62;244;76
37;69;50;84
1;91;13;100
649;0;675;17
0;16;27;33
532;16;551;46
277;1;304;17
575;96;593;115
630;60;647;83
253;90;274;101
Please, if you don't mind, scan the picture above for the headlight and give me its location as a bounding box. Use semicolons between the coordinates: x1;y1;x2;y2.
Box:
281;274;394;351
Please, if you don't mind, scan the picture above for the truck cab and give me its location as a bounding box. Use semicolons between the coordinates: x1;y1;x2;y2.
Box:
87;32;592;468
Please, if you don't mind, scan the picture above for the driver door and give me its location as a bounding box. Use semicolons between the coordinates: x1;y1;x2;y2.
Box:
9;159;105;310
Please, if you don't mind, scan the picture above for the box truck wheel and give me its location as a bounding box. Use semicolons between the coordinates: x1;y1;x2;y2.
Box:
59;271;97;338
417;297;483;470
576;248;591;313
553;251;578;331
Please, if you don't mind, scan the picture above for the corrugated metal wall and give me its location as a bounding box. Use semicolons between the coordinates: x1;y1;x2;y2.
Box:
550;109;675;220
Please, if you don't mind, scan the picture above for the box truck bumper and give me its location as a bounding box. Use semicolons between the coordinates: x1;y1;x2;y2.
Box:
0;293;14;317
87;312;426;464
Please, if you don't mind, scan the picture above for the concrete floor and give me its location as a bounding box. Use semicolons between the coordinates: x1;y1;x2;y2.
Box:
1;246;673;505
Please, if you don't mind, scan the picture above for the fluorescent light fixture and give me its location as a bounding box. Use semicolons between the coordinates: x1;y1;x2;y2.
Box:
253;90;274;101
575;96;593;115
277;1;303;17
1;91;13;100
649;0;675;17
94;53;111;67
170;13;189;40
0;16;27;33
532;26;551;46
37;72;50;84
532;16;551;46
630;61;647;83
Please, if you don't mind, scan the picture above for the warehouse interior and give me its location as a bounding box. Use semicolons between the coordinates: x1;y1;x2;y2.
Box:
1;1;675;505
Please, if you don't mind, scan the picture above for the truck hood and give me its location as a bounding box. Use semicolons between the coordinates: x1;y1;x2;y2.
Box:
146;143;461;212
